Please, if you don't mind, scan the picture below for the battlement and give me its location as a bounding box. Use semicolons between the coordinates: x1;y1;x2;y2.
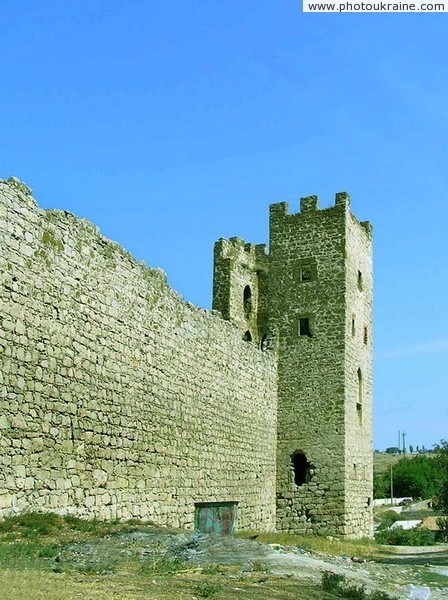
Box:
360;220;373;238
300;195;319;212
214;237;268;268
269;191;354;220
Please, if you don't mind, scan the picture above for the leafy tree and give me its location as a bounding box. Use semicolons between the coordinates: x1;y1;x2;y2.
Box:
385;447;401;455
373;473;388;499
434;440;448;510
374;454;439;500
377;510;400;530
390;455;441;499
409;444;414;454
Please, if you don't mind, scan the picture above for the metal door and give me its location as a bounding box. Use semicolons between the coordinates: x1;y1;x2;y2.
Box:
194;502;238;535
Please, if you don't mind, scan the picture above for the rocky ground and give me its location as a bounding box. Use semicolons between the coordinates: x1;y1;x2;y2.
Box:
54;527;448;599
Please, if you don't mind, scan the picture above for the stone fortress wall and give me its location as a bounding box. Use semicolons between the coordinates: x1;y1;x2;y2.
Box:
0;179;277;530
0;177;373;538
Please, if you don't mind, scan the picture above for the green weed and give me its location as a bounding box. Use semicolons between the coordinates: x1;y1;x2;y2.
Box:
38;544;60;559
322;571;346;593
73;559;117;575
139;556;185;575
0;541;50;571
194;581;223;598
201;563;222;575
0;512;65;539
321;572;398;600
0;512;144;542
252;561;269;572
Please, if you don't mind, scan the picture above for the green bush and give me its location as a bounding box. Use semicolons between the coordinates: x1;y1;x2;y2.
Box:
377;511;400;530
321;572;398;599
0;512;65;538
322;572;366;599
322;571;346;593
341;583;367;599
375;526;435;546
369;592;399;600
194;581;223;598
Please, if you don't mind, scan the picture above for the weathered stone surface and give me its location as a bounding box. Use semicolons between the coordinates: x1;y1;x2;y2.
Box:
0;179;277;531
213;194;373;538
0;178;372;538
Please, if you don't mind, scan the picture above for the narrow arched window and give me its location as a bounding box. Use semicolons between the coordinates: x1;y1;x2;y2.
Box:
357;368;363;424
357;270;363;291
260;334;268;351
243;285;252;318
243;330;252;342
357;368;363;403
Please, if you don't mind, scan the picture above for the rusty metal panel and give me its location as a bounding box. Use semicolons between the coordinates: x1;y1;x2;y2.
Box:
194;502;238;535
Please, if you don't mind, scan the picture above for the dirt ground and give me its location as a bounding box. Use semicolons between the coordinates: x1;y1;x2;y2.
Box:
2;527;446;600
1;519;447;599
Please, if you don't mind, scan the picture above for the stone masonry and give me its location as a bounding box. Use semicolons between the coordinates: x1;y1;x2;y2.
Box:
0;178;277;530
213;193;373;538
0;177;373;537
268;195;373;538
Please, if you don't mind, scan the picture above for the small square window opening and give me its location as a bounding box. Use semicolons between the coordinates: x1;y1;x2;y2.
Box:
300;264;313;282
299;318;313;338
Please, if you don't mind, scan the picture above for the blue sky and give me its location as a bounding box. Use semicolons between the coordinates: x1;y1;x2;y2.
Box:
1;1;447;450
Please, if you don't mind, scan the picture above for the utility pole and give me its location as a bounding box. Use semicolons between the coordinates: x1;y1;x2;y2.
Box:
402;431;407;456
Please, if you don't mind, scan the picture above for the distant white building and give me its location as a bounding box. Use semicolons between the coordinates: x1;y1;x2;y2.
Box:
389;520;422;531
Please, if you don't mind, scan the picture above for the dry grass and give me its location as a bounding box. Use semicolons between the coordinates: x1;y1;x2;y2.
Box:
0;569;339;600
237;531;391;560
373;452;403;475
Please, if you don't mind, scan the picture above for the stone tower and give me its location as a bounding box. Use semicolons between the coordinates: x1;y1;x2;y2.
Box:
212;237;270;346
213;192;373;538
